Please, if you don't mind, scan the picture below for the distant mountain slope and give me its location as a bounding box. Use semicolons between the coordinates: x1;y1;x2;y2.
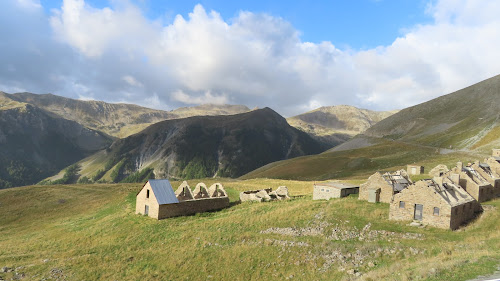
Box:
64;108;327;183
287;105;397;147
6;92;251;138
363;74;500;151
242;74;500;181
0;98;112;188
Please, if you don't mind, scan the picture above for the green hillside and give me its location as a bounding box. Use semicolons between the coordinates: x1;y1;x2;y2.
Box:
364;74;500;152
242;138;482;180
0;181;499;280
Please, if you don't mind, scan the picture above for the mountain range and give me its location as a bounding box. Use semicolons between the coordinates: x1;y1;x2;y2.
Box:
3;90;392;188
6;92;251;138
9;74;492;189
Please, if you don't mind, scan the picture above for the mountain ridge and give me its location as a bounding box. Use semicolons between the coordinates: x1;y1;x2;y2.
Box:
5;92;251;138
286;105;398;147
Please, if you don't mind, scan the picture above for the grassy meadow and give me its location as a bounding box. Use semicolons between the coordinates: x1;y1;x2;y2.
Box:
0;179;499;280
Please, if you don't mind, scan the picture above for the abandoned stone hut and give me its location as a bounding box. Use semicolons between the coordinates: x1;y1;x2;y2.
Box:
359;170;412;203
313;182;359;200
446;162;499;202
136;180;229;220
390;177;479;230
429;164;449;177
407;165;424;175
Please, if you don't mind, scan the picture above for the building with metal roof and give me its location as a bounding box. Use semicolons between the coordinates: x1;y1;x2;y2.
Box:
313;182;359;200
136;179;229;220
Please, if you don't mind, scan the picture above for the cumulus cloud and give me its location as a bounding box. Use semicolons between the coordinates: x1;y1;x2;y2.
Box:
0;0;500;116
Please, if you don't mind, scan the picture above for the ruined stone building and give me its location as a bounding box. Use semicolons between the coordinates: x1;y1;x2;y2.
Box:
359;170;412;203
389;177;479;230
429;164;449;178
136;180;230;220
313;182;359;200
240;186;290;202
407;165;424;175
446;162;499;202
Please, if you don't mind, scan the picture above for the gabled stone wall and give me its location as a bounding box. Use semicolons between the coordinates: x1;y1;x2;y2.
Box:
136;182;160;219
359;173;395;203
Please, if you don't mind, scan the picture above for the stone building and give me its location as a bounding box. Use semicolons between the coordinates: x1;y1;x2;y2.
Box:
359;170;412;203
407;165;424;175
390;177;479;230
446;162;499;202
429;164;449;177
136;179;229;220
313;182;359;200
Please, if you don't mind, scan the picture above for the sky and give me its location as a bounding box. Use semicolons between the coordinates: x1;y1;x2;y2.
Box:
1;0;500;116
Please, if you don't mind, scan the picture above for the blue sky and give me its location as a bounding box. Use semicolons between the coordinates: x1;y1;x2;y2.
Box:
2;0;500;116
40;0;431;49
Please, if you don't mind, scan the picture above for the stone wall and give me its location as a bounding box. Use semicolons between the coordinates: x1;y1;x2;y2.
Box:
359;173;395;203
454;172;495;203
157;197;230;219
389;180;477;230
313;185;341;200
136;185;161;219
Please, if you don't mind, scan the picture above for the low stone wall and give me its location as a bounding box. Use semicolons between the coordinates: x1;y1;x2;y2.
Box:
157;197;230;219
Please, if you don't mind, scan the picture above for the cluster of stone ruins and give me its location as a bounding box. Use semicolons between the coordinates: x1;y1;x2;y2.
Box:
239;186;290;202
314;149;500;230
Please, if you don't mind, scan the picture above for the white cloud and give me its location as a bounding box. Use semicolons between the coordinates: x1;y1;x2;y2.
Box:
172;90;229;105
15;0;41;10
1;0;500;116
122;75;143;87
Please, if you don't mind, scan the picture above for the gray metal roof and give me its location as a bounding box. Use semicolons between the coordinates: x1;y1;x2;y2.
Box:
148;179;179;205
314;182;359;189
479;163;490;169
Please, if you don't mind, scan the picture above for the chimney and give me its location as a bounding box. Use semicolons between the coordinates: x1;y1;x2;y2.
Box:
457;162;463;171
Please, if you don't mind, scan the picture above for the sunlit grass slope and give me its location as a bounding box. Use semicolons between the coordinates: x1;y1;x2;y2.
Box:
242;139;484;181
0;180;499;280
